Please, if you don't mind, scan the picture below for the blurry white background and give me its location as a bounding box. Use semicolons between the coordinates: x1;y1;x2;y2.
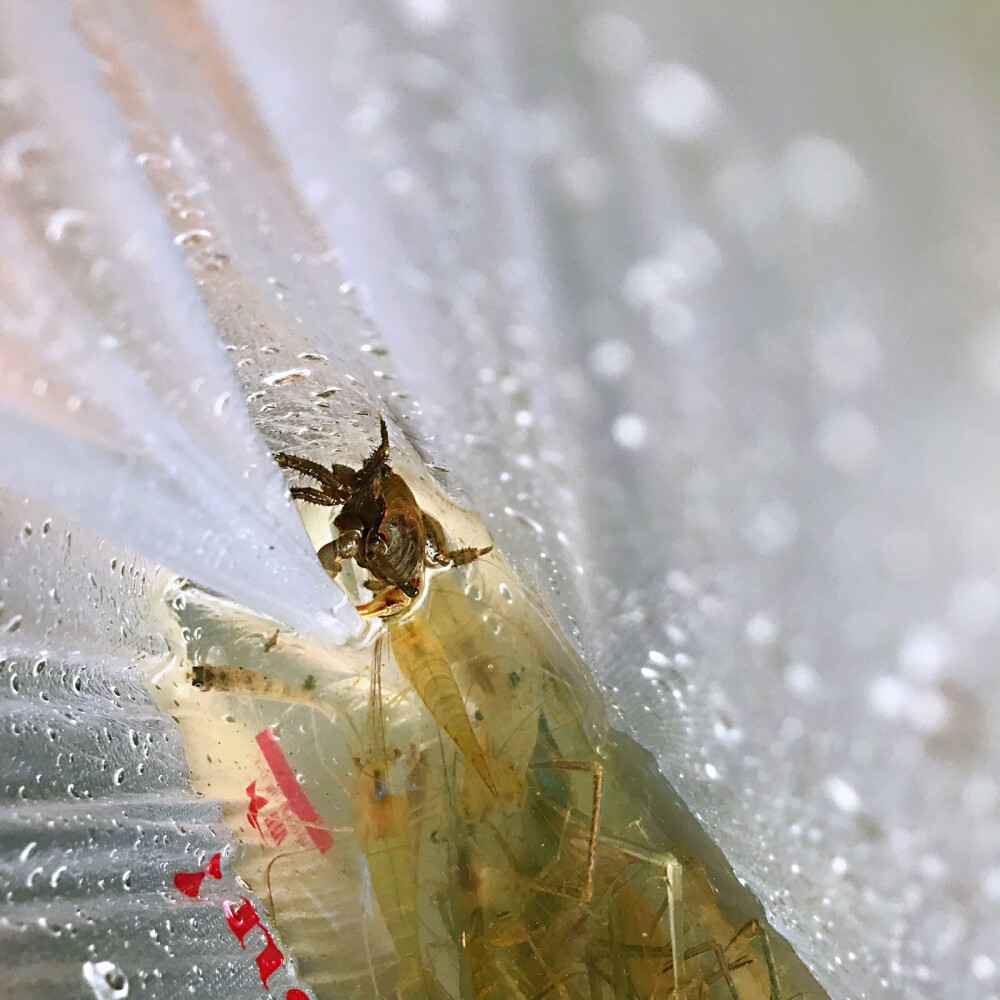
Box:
1;2;998;998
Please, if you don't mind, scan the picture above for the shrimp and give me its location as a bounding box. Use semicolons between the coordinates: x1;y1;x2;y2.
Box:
411;567;545;819
187;645;444;999
527;800;787;1000
353;633;447;1000
456;840;530;1000
384;611;497;798
451;822;577;1000
190;662;336;717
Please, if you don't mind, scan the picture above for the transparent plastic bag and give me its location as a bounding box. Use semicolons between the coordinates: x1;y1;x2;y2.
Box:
3;3;999;999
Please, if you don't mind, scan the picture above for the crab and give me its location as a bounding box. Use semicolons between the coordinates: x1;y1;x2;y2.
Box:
274;416;491;617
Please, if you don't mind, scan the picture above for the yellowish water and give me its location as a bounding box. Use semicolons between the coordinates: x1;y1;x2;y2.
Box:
148;469;831;1000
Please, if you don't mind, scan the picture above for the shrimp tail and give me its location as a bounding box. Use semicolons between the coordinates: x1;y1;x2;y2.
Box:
393;617;497;796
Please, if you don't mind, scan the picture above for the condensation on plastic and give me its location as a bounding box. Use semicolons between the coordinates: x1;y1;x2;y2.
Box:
1;2;999;1000
0;2;367;997
0;2;357;645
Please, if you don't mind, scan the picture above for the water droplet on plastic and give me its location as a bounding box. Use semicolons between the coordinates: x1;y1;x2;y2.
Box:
780;134;866;224
264;369;310;386
589;339;634;379
638;62;721;140
83;960;129;999
0;129;48;181
611;413;647;450
45;207;89;242
173;228;212;247
825;775;862;815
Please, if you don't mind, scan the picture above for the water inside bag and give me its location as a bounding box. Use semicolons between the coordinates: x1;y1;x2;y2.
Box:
149;434;831;1000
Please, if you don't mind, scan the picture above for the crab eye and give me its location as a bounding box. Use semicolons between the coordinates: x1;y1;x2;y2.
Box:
401;579;419;599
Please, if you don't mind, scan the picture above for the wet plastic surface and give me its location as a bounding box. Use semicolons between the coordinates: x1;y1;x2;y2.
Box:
2;3;999;999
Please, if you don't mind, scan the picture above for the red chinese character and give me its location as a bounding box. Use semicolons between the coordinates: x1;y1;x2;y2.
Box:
264;813;288;845
223;896;285;988
172;852;222;898
223;897;260;945
247;779;269;835
255;928;284;988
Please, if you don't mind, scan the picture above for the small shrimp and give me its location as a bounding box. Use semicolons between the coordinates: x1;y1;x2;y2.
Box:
566;832;784;998
456;842;529;1000
601;847;784;1000
412;570;542;819
189;650;442;999
388;611;498;798
354;633;447;1000
190;662;331;715
453;828;573;1000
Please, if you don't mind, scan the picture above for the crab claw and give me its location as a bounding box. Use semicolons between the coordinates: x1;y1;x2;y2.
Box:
356;587;412;618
